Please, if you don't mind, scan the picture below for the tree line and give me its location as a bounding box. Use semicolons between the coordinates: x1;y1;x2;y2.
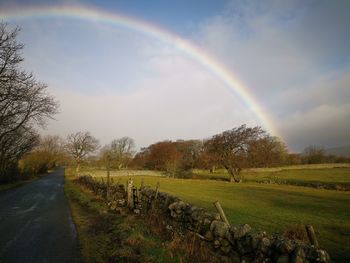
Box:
1;22;348;183
17;125;349;184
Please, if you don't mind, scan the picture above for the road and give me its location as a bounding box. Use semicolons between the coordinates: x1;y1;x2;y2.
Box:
0;168;81;263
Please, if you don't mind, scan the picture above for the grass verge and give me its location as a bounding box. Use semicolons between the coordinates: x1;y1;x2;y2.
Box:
64;170;189;263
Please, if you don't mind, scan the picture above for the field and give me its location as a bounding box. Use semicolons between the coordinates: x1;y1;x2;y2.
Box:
81;165;350;262
193;164;350;190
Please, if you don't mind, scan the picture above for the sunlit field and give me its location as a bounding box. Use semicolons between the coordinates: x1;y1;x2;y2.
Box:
83;165;350;262
192;164;350;188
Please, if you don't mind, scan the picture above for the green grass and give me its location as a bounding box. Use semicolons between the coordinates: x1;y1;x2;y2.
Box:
193;165;350;189
93;174;350;262
244;167;350;185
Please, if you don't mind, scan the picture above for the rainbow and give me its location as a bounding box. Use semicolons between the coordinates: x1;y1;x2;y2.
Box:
0;4;280;138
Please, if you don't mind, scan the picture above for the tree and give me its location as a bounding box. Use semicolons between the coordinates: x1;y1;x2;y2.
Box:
0;22;58;182
65;132;99;173
139;141;182;176
206;125;266;182
0;127;39;182
37;135;66;168
106;137;135;170
302;145;325;164
174;140;203;171
248;136;288;167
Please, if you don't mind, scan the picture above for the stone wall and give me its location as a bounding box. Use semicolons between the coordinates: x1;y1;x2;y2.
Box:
77;175;330;263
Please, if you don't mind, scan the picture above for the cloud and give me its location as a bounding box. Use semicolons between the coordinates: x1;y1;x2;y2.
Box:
196;0;350;150
41;45;257;149
7;1;350;151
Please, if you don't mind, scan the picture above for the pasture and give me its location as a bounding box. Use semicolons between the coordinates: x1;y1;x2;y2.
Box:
81;165;350;261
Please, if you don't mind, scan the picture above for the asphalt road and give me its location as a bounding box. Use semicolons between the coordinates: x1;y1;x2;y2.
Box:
0;168;81;263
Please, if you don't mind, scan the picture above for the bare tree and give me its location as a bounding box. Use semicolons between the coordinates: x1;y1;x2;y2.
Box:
302;145;325;164
37;135;66;168
65;132;99;173
101;137;135;170
0;22;58;181
206;125;266;182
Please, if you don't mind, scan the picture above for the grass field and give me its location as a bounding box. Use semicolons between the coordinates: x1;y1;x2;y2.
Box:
192;165;350;190
80;165;350;261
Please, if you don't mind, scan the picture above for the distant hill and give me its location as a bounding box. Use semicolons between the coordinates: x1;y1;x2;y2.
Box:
325;145;350;157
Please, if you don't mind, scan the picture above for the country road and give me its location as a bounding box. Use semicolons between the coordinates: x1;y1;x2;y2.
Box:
0;168;81;263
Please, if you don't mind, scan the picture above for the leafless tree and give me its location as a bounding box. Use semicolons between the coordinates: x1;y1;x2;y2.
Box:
101;137;135;170
0;22;58;181
65;132;99;173
206;125;266;182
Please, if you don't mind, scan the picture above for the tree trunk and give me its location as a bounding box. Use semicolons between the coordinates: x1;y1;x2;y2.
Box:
227;166;242;183
76;163;80;175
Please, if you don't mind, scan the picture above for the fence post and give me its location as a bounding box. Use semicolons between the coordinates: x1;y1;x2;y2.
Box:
214;201;230;226
155;182;160;199
127;179;134;209
106;163;110;202
305;225;319;247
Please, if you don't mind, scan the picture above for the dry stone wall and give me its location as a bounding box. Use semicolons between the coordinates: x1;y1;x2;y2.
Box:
77;175;330;263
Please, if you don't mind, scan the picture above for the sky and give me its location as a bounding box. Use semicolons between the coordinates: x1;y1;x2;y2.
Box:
1;0;349;152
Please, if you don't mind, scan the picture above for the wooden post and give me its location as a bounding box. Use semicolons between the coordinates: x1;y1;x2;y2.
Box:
214;201;230;226
106;161;110;202
305;225;319;247
154;182;160;199
127;179;134;209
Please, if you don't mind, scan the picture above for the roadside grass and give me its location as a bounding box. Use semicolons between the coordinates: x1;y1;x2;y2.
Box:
93;174;350;262
64;169;185;263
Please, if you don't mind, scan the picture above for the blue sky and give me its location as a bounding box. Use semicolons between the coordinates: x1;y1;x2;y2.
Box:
1;0;349;151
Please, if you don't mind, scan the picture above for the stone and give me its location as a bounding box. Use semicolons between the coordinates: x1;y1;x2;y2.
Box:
204;231;214;241
133;209;140;214
214;213;221;220
210;220;230;238
237;235;253;255
274;239;295;254
168;200;186;212
277;255;290;263
234;224;252;239
221;244;231;254
307;247;330;263
214;239;221;248
290;247;306;263
259;237;272;254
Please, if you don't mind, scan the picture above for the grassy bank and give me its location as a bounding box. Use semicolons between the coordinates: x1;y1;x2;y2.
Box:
93;174;350;262
64;170;191;263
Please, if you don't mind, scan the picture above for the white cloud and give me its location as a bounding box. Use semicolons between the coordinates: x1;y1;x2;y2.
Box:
195;0;350;150
41;47;257;149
